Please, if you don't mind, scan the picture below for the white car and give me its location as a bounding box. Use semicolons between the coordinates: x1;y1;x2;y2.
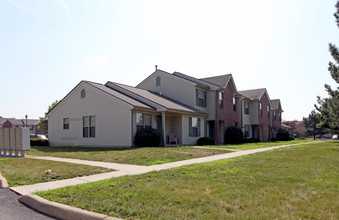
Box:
332;134;338;139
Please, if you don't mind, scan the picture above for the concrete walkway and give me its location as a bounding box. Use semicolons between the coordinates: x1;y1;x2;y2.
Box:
11;142;314;195
192;146;244;152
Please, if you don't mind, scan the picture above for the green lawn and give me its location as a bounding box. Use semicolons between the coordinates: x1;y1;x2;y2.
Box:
27;146;230;165
203;139;314;150
36;141;338;219
0;158;112;187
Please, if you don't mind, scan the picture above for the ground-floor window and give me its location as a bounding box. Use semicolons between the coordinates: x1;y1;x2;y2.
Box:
83;116;95;138
189;117;200;137
136;113;152;132
244;124;250;138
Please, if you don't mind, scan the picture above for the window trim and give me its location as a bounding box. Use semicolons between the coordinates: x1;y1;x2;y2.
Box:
189;117;201;137
233;97;237;111
83;116;95;138
156;76;161;86
63;118;70;130
218;91;223;108
81;89;86;99
196;88;207;108
244;101;250;115
136;113;152;131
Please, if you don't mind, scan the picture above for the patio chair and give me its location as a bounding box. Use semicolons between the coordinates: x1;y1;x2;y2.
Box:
167;133;178;145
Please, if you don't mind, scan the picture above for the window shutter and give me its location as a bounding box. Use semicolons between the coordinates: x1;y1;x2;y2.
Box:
204;91;207;107
197;118;201;136
189;117;192;136
195;89;199;106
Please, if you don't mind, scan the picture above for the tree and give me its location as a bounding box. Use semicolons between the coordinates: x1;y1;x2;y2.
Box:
316;1;339;132
39;100;59;134
303;110;323;140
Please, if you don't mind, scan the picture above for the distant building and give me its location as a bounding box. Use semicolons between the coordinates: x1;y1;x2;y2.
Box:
0;117;40;135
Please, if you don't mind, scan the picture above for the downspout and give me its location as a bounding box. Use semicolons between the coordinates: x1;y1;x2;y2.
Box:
215;91;219;145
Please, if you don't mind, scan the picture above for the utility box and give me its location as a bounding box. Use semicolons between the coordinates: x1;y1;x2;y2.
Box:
0;127;30;157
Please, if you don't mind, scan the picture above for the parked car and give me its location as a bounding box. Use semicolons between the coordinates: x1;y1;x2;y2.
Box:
30;134;48;140
322;134;333;139
333;134;338;139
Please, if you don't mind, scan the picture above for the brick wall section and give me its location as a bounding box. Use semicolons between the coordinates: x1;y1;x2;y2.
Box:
258;94;271;141
215;84;239;144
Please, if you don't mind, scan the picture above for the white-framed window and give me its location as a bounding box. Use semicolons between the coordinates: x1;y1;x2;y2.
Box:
233;97;237;111
63;118;69;130
267;106;270;117
136;113;152;132
156;76;161;86
260;103;263;116
189;117;200;137
244;101;250;115
30;126;34;131
274;110;276;120
219;92;223;108
83;116;95;138
81;89;86;99
196;88;207;108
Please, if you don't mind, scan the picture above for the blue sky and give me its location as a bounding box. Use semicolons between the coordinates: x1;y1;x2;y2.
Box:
0;0;338;121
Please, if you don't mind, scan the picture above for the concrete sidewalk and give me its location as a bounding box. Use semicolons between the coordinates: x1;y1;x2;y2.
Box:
11;142;313;195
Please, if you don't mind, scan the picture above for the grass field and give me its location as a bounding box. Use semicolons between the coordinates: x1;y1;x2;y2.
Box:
36;141;338;219
0;158;112;186
27;146;230;165
202;139;314;150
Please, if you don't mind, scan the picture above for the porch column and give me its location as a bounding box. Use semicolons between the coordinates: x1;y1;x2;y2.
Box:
162;112;166;146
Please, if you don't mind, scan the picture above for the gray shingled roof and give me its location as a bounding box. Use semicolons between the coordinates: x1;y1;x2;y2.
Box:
107;81;205;115
200;74;232;88
239;88;266;100
271;99;282;110
86;81;153;110
172;72;214;89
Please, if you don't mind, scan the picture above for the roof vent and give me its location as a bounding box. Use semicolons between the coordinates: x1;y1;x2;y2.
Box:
155;65;158;71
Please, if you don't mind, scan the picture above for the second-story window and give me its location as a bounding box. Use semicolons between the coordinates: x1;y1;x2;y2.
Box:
233;97;237;111
219;92;223;108
267;106;270;117
244;101;250;115
81;89;86;99
196;88;207;108
156;76;161;86
274;110;276;120
260;103;263;116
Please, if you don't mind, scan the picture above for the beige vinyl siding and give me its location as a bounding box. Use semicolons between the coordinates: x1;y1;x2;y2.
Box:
181;115;205;145
137;71;197;108
48;83;132;147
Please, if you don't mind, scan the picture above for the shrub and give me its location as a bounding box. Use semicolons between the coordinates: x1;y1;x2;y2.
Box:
30;138;49;146
276;129;290;141
134;129;161;147
225;126;244;144
246;138;260;143
197;137;215;146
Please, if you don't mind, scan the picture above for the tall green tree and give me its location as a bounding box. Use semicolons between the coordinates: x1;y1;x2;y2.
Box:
303;110;323;140
316;1;339;132
39;100;59;134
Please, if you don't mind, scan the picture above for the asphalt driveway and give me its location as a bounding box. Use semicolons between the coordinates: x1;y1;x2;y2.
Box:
0;188;55;220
